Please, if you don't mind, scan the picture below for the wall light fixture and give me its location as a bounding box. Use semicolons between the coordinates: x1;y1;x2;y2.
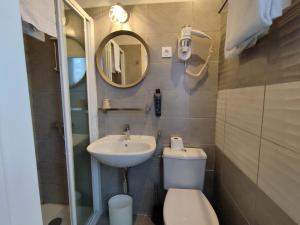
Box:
109;4;129;23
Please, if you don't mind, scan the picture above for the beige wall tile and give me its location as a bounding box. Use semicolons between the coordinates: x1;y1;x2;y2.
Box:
144;62;185;91
254;186;298;225
215;119;225;150
158;117;189;145
226;86;265;136
162;90;189;117
216;89;227;121
216;4;300;225
147;2;193;34
217;185;250;225
224;124;260;183
222;155;257;224
189;89;217;118
186;118;216;145
193;0;222;13
258;140;300;224
262;81;300;153
192;0;221;31
146;33;179;63
125;5;149;34
218;56;240;90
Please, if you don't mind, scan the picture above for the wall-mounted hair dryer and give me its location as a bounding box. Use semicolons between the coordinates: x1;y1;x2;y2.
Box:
178;25;213;77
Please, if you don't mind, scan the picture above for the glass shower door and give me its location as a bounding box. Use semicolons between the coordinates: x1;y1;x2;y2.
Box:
55;0;100;224
63;3;93;225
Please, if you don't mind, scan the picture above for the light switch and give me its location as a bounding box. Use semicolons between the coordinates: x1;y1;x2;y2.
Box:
162;47;172;58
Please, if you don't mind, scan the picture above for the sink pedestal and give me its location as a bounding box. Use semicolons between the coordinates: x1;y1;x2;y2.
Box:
122;168;129;194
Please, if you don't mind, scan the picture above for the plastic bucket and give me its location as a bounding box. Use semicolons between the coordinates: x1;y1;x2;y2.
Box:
108;194;133;225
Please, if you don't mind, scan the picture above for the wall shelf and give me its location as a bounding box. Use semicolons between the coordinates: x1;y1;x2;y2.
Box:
98;105;151;113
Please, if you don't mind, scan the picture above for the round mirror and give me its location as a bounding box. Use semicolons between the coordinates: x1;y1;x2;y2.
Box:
96;31;150;88
66;37;86;87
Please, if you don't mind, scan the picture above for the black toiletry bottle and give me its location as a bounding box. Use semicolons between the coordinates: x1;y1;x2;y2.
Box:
154;89;162;117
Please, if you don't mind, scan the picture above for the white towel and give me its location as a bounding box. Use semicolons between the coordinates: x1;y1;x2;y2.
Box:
111;41;121;73
20;0;57;38
225;0;291;58
22;21;46;42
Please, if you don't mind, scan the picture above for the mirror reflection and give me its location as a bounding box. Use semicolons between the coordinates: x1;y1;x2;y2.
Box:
96;32;149;88
67;37;86;87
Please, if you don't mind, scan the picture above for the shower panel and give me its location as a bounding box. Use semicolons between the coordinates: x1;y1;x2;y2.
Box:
55;0;101;225
24;34;70;225
24;0;100;224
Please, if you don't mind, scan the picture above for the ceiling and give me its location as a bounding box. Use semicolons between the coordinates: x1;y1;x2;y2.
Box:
76;0;191;8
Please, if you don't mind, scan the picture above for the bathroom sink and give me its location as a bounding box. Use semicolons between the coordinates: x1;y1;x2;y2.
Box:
87;135;156;168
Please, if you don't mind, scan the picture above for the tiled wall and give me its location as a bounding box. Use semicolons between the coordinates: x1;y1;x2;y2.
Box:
24;35;69;204
86;0;221;215
215;2;300;225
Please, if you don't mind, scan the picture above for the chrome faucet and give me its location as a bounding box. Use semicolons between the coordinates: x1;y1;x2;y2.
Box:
123;124;130;140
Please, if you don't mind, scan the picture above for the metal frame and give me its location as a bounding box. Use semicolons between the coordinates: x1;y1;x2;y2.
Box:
218;0;228;14
66;36;87;88
95;30;150;88
55;1;102;225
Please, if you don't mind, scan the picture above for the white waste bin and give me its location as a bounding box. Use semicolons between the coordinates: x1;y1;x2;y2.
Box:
109;194;133;225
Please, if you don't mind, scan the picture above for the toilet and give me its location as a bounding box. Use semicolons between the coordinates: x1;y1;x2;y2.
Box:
163;147;219;225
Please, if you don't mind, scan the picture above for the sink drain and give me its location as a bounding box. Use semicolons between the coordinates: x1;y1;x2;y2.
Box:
48;218;62;225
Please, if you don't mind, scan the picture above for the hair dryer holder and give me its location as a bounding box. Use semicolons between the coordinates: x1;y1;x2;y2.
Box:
178;25;213;78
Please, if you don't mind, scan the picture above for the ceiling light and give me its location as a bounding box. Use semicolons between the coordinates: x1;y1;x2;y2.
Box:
109;4;129;23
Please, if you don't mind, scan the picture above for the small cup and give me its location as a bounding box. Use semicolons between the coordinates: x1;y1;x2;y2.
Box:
102;98;111;110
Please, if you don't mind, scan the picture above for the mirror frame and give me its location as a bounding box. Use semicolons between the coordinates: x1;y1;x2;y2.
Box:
67;36;86;88
95;30;150;88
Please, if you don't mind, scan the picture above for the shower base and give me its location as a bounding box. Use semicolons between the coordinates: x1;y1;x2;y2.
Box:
42;204;70;225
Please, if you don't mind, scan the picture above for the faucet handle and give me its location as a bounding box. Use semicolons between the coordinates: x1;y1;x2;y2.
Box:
124;124;130;131
123;124;131;140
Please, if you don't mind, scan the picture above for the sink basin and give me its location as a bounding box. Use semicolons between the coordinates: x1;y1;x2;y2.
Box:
87;135;156;168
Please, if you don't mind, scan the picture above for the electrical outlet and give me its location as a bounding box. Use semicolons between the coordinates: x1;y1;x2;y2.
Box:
162;47;172;58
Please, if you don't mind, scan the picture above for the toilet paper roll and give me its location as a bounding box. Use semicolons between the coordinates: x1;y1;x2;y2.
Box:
170;136;184;150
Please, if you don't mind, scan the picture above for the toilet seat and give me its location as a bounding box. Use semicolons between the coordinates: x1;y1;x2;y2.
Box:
163;189;219;225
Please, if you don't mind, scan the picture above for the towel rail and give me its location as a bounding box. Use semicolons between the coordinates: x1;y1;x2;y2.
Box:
218;0;228;14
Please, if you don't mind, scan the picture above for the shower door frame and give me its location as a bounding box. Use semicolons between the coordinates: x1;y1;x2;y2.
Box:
55;0;102;225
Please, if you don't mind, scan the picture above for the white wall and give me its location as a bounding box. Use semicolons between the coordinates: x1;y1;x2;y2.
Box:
0;0;43;225
76;0;191;8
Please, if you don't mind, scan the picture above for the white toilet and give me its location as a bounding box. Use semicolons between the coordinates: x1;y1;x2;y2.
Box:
163;147;219;225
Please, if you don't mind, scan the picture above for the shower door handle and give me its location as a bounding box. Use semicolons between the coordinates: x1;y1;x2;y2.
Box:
50;37;59;72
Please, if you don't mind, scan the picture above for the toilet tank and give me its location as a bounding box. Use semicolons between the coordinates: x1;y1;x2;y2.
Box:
163;147;207;190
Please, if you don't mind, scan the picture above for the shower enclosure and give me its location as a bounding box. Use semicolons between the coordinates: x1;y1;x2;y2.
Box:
23;0;101;225
24;33;71;225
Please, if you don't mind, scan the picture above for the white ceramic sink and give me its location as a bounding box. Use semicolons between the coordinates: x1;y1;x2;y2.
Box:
87;135;156;168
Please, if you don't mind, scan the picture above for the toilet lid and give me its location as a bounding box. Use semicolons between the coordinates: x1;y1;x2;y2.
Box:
164;189;219;225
